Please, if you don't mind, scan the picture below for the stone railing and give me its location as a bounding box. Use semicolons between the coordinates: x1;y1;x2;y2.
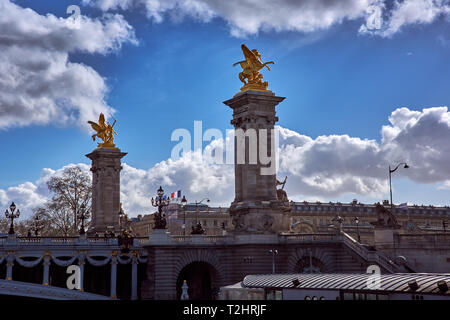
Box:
281;233;339;242
134;237;149;244
0;236;145;248
341;232;398;273
16;237;87;245
394;233;450;248
171;235;229;244
172;235;191;242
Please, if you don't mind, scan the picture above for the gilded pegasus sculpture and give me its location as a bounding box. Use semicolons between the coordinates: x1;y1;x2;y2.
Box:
87;113;117;149
233;44;275;93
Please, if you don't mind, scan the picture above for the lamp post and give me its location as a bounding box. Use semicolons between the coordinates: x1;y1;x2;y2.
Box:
181;195;187;236
5;202;20;235
354;216;361;243
191;198;210;235
118;202;125;233
269;249;278;274
77;203;89;235
31;212;43;237
151;186;170;229
118;229;134;254
389;162;409;211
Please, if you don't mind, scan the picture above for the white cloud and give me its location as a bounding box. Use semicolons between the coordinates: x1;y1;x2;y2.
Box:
0;163;91;218
120;151;234;215
2;106;449;217
360;0;450;37
84;0;450;37
0;0;137;130
83;0;379;37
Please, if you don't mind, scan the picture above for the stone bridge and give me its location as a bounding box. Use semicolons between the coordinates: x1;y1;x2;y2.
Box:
0;234;148;300
141;231;405;300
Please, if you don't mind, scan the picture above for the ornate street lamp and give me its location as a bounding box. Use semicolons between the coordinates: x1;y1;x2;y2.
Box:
181;195;187;236
151;186;170;229
77;203;89;235
354;216;361;243
5;202;20;235
389;162;409;211
118;229;134;254
31;212;44;237
118;202;125;232
191;198;210;235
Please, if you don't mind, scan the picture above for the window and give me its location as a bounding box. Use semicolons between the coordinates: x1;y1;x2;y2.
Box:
343;292;353;300
266;290;283;300
213;220;217;227
354;293;365;300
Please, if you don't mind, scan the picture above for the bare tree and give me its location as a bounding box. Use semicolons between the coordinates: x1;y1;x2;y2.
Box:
33;166;92;236
0;216;31;236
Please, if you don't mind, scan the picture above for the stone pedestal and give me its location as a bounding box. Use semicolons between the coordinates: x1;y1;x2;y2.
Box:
374;228;396;247
86;148;127;235
223;90;290;234
148;229;173;245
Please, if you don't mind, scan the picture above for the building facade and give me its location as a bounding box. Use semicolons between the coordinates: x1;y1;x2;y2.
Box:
130;203;232;237
130;199;449;245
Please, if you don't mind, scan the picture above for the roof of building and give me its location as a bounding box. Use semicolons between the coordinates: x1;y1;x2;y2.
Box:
242;273;450;295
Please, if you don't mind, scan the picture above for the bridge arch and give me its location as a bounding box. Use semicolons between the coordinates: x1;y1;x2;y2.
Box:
291;221;316;233
174;249;225;300
286;247;334;273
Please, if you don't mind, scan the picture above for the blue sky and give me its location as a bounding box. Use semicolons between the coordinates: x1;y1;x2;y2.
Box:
1;0;449;216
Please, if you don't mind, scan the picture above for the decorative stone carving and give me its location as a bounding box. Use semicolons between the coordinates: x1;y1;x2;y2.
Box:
224;91;291;234
372;203;401;229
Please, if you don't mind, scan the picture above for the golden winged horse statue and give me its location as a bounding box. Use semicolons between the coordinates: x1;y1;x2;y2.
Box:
87;113;117;149
233;44;275;93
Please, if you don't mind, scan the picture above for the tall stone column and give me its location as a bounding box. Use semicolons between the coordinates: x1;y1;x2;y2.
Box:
86;148;127;235
223;90;290;234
